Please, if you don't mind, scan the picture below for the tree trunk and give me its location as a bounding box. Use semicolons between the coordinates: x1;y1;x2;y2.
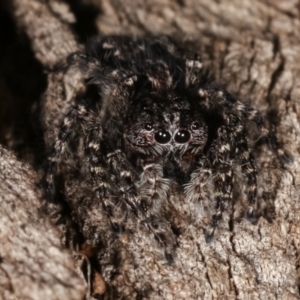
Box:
1;0;300;299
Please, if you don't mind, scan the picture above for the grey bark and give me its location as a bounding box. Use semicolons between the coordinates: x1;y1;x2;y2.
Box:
1;0;300;299
0;146;86;299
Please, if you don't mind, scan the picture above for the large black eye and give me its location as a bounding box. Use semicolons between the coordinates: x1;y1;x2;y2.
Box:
154;130;171;144
145;123;153;131
175;130;191;144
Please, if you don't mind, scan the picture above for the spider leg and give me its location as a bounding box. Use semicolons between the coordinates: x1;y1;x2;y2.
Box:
233;101;291;163
47;101;127;233
205;126;234;243
107;151;175;263
185;56;203;87
138;163;170;209
215;90;292;166
46;103;90;197
84;128;127;233
198;86;292;166
227;114;259;223
184;154;212;204
66;51;102;77
138;163;175;262
234;129;258;223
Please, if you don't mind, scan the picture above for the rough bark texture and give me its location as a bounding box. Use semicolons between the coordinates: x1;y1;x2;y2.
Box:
1;0;300;299
0;146;87;299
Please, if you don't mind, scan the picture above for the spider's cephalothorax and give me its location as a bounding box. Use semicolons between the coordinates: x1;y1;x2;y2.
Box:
124;88;208;156
47;35;292;262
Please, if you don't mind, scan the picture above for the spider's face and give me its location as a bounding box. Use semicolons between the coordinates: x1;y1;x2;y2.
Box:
124;94;172;155
173;108;208;157
124;91;208;157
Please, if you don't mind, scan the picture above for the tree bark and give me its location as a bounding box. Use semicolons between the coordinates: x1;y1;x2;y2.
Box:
1;0;300;299
0;146;86;299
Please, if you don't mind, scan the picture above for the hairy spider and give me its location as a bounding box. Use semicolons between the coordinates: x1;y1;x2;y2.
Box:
47;35;292;262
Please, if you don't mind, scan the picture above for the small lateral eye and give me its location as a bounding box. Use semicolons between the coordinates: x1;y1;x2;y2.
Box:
145;123;153;131
191;122;200;130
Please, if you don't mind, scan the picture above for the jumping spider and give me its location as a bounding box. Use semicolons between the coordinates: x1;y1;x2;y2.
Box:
47;36;292;262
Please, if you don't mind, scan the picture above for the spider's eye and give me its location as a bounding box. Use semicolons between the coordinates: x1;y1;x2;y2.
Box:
145;123;153;131
175;130;191;144
191;122;200;130
154;130;171;144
